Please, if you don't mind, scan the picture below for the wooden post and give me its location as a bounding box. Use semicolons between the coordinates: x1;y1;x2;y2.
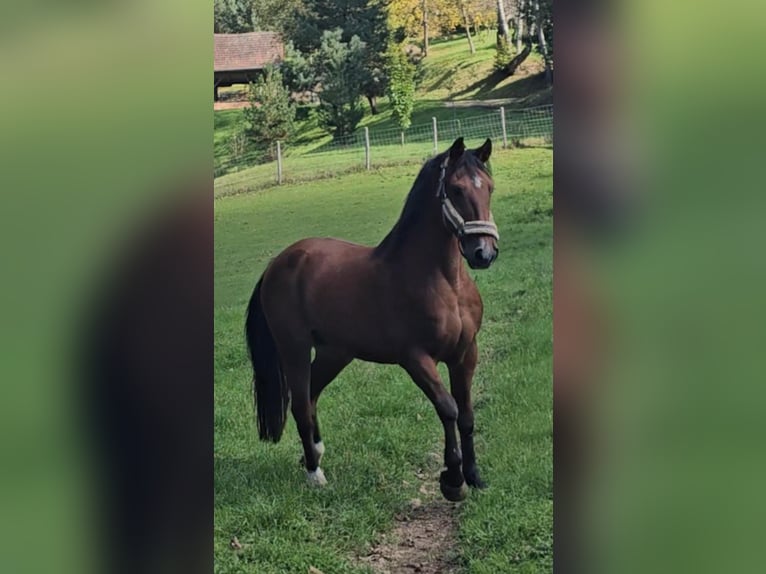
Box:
276;141;283;184
457;119;461;136
364;127;371;170
500;107;508;149
401;131;405;146
432;117;438;154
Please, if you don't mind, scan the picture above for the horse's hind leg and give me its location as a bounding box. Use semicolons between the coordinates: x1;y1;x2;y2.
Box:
308;346;352;464
281;343;326;486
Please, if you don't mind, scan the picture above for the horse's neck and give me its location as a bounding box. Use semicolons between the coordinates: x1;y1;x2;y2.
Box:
378;194;464;285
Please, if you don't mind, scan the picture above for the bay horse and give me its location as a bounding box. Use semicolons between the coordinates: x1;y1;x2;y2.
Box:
245;137;499;501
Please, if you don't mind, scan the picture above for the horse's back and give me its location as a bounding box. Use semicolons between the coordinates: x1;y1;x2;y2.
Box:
260;237;381;345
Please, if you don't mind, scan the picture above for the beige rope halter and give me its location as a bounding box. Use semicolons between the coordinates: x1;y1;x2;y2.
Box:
436;156;500;241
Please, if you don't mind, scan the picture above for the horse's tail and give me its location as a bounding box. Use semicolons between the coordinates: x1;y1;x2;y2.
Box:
245;276;289;443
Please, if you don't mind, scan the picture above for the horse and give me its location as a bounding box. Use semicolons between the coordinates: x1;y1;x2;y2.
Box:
245;137;499;501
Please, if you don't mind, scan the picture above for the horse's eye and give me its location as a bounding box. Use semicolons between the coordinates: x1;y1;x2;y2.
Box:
450;186;463;196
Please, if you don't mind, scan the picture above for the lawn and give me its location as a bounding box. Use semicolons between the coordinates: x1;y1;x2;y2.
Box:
214;147;553;573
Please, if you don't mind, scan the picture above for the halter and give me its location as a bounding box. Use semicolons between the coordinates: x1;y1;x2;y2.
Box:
436;156;500;241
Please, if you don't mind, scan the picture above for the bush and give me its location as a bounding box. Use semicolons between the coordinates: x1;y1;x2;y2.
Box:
242;67;296;159
494;37;512;71
385;42;416;132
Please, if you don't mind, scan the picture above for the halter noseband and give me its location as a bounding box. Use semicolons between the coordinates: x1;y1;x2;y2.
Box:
436;156;500;241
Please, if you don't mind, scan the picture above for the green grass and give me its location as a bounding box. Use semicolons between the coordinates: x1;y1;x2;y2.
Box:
214;148;553;573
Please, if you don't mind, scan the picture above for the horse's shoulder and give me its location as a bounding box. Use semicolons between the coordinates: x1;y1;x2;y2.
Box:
457;272;483;334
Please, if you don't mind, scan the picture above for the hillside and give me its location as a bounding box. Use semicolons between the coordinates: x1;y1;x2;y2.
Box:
214;34;552;180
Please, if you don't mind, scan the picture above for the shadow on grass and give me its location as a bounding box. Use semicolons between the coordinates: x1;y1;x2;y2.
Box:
453;70;551;102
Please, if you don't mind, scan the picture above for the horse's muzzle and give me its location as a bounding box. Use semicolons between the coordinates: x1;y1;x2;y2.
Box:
463;238;498;269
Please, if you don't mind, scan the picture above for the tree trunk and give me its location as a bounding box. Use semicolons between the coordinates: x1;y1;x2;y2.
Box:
460;2;475;54
516;0;525;54
422;0;429;57
534;0;552;84
496;0;510;45
366;94;379;115
504;42;531;75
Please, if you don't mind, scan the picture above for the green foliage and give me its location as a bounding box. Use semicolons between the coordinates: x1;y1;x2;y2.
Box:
385;43;417;131
313;30;368;139
251;0;303;36
281;41;317;96
242;67;296;158
213;0;253;33
494;35;512;71
293;0;390;100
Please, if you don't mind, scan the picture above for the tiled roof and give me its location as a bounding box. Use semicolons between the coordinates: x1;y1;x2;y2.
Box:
214;32;284;72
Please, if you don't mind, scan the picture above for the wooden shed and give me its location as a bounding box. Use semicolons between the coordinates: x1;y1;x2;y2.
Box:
214;32;284;100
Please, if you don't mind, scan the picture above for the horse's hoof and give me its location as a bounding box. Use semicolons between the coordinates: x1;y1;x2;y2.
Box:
306;467;327;487
465;469;487;489
439;472;468;502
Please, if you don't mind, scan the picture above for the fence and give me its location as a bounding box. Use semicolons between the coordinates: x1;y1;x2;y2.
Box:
214;104;552;197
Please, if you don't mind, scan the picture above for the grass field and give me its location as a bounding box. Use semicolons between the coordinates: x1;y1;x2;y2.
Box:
214;147;553;573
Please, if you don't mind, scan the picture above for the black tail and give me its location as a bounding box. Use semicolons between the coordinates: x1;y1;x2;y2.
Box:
245;277;289;442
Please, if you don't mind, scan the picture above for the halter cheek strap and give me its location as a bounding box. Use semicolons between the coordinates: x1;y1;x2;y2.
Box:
436;156;500;241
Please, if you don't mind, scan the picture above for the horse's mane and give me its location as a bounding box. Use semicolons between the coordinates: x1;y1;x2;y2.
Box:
374;151;490;256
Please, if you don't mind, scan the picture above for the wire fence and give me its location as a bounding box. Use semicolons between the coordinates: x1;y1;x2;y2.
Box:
214;104;552;197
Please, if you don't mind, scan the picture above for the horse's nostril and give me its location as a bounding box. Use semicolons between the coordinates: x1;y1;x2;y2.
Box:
474;247;486;260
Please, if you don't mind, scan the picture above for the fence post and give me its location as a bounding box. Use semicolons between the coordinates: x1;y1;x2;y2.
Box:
364;127;371;170
432;117;438;154
457;119;461;137
500;107;508;149
276;141;283;184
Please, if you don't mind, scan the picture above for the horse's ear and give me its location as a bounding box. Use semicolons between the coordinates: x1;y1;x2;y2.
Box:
474;138;492;163
449;137;465;161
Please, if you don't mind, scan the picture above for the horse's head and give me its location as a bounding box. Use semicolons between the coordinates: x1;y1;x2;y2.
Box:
439;137;499;270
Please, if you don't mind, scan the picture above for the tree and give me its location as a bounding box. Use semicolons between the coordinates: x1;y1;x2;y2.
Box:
293;0;390;114
385;43;417;136
214;0;253;33
313;30;368;139
533;0;553;83
242;67;296;158
496;0;510;45
496;0;552;81
389;0;486;55
513;0;526;54
251;0;303;36
459;0;476;54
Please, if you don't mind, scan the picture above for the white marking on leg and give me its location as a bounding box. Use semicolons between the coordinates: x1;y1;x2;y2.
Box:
314;440;325;464
306;467;327;487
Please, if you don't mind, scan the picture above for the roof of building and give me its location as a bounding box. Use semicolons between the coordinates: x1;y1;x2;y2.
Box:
214;32;284;72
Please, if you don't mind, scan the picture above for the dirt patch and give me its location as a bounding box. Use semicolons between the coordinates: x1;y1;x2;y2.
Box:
214;100;249;111
358;480;461;574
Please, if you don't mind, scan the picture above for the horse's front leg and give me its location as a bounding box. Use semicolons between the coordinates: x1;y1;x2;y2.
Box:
448;340;486;489
404;353;467;502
